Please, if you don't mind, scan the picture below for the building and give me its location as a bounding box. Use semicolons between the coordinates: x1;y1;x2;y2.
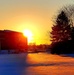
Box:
0;30;28;53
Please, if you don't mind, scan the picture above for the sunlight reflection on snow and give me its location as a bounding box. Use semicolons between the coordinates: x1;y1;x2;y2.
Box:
22;53;74;75
0;53;74;75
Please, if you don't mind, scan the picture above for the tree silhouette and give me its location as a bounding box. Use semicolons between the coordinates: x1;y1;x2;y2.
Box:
50;11;72;43
71;27;74;40
61;5;74;40
50;5;74;54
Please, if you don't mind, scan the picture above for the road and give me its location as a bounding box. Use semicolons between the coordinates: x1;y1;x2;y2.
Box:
0;53;74;75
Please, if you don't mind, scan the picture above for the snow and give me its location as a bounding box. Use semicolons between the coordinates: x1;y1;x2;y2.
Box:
0;53;74;75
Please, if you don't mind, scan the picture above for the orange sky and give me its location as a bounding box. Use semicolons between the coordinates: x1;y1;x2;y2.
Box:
0;0;73;45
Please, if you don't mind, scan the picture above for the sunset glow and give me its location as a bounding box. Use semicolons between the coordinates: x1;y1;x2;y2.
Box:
23;29;33;43
0;0;73;45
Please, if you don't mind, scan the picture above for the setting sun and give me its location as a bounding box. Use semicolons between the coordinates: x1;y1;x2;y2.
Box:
23;29;33;43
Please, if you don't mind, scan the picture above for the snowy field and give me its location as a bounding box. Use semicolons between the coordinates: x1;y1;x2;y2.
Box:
0;53;74;75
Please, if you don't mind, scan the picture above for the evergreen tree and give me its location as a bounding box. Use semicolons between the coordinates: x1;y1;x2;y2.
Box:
71;27;74;40
50;11;72;43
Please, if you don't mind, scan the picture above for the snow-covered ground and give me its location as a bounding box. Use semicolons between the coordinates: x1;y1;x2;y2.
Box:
0;53;74;75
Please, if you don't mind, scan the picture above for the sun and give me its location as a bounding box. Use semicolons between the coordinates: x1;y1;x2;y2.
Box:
23;29;33;43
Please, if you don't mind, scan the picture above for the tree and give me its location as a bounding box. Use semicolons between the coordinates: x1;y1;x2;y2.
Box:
71;27;74;40
61;5;74;40
50;11;72;43
50;5;74;54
